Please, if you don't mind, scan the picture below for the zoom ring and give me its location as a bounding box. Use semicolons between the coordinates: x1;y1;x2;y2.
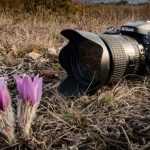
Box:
100;35;128;82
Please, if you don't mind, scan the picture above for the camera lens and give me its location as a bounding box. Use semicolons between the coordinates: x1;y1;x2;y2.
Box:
59;29;141;96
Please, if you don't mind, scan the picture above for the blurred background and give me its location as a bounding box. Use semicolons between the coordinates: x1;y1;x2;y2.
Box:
0;1;150;150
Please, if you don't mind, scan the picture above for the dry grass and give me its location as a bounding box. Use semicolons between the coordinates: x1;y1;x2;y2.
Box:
0;3;150;150
0;4;149;51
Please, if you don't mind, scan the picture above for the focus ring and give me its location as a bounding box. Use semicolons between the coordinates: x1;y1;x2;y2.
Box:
100;35;128;82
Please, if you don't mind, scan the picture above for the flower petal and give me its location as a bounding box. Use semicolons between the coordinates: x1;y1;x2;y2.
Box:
15;74;43;106
22;75;33;101
32;77;43;104
14;75;23;96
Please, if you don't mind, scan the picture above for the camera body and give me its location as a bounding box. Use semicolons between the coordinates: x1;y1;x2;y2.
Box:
58;21;150;96
119;21;150;73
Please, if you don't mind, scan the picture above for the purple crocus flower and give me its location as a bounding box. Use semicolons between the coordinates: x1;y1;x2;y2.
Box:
15;74;43;105
0;78;11;111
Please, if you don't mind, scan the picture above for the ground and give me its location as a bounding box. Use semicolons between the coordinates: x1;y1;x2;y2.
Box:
0;4;150;150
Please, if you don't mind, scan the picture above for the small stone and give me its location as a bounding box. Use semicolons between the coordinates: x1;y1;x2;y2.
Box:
4;50;18;66
48;48;57;56
27;52;41;60
39;58;49;63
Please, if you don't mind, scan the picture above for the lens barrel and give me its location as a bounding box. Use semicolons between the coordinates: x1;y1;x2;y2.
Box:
100;34;140;82
59;29;142;96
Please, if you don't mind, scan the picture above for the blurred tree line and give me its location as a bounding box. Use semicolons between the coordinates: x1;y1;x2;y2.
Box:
24;0;73;11
0;0;79;12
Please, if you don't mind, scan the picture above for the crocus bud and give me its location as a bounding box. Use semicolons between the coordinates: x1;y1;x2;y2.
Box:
15;74;42;105
15;74;43;138
0;77;15;144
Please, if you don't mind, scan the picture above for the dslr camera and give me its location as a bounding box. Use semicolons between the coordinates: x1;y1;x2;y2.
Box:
59;21;150;96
